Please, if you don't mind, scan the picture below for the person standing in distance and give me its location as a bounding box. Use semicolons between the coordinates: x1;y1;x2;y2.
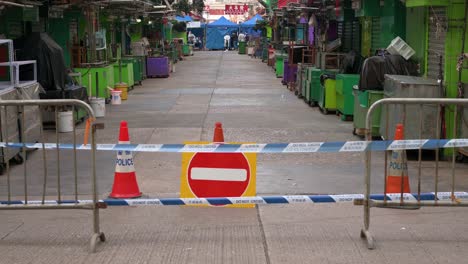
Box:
224;34;231;51
231;31;238;50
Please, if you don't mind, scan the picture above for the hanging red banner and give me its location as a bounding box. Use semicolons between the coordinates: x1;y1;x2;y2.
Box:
209;9;225;15
225;4;248;15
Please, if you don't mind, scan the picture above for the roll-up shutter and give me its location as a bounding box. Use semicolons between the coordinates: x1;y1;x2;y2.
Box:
371;17;381;55
341;20;360;53
352;20;361;52
427;6;447;80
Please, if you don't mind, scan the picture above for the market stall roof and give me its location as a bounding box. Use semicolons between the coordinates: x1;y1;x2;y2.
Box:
240;14;263;27
207;16;238;28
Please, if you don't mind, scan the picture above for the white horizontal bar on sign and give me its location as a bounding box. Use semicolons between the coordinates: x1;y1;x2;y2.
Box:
190;168;247;181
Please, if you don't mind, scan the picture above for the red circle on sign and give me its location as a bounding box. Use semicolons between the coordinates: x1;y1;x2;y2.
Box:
187;152;250;197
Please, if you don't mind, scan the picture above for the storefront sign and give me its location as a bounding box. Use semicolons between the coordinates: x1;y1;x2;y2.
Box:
209;9;225;15
225;5;248;15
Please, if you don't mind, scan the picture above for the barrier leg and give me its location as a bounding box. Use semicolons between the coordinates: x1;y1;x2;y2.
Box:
90;206;106;253
90;123;106;253
362;128;375;249
360;229;374;250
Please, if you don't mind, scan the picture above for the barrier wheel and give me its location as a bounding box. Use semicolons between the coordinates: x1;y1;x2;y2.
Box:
367;235;375;249
361;229;375;249
90;233;100;253
12;154;23;165
456;154;468;163
99;232;106;242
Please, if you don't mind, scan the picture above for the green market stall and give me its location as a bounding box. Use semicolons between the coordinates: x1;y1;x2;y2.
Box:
74;65;114;98
113;61;135;89
335;74;360;121
352;87;383;137
123;56;142;85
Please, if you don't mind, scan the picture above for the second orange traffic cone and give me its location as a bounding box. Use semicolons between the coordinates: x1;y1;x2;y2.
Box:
386;124;411;193
213;122;224;143
109;121;141;198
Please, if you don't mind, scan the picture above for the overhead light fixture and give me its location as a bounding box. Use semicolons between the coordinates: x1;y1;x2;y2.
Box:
153;5;166;8
148;21;153;25
136;18;142;23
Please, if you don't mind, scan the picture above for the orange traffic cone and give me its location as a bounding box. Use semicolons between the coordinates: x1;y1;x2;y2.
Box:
386;124;411;193
109;121;141;198
213;122;224;143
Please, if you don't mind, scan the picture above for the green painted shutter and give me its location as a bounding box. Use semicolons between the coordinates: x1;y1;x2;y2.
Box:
427;6;446;80
371;17;381;55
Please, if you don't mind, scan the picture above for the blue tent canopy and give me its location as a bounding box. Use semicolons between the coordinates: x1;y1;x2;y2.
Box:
206;17;239;50
239;14;263;37
207;16;238;28
175;15;193;22
240;14;263;27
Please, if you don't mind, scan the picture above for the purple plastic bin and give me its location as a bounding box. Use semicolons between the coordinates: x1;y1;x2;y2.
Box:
290;64;297;83
282;60;289;85
147;56;169;78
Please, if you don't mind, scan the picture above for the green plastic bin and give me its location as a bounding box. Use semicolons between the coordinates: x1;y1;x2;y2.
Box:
74;64;114;98
123;57;142;85
113;62;135;88
275;52;287;78
308;68;322;106
352;87;383;137
336;74;360;120
182;44;190;56
238;42;246;54
301;78;307;98
318;77;337;114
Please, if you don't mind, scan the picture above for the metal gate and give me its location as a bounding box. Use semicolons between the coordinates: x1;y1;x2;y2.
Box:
356;98;468;249
0;99;106;252
427;6;447;79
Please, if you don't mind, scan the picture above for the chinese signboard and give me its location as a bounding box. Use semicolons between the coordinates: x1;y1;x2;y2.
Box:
224;5;248;15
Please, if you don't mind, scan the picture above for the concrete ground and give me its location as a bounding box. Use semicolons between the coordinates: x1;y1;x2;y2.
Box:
0;51;467;263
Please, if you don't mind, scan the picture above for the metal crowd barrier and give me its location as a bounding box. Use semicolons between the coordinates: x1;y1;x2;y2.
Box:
0;99;106;252
355;98;468;249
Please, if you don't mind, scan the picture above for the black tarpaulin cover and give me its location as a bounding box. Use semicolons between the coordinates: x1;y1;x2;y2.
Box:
39;74;89;101
359;54;419;91
14;33;67;91
340;50;364;74
40;85;89;102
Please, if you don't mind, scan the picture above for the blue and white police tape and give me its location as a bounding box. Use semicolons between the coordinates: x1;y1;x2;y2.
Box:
1;192;467;206
0;138;467;153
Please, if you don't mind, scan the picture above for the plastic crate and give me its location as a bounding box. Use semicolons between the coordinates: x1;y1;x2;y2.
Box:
386;37;415;60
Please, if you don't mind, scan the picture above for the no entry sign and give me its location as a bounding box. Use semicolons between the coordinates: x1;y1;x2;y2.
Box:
188;153;250;197
180;142;256;207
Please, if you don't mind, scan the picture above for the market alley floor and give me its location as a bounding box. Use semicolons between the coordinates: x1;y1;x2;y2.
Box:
0;51;467;264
